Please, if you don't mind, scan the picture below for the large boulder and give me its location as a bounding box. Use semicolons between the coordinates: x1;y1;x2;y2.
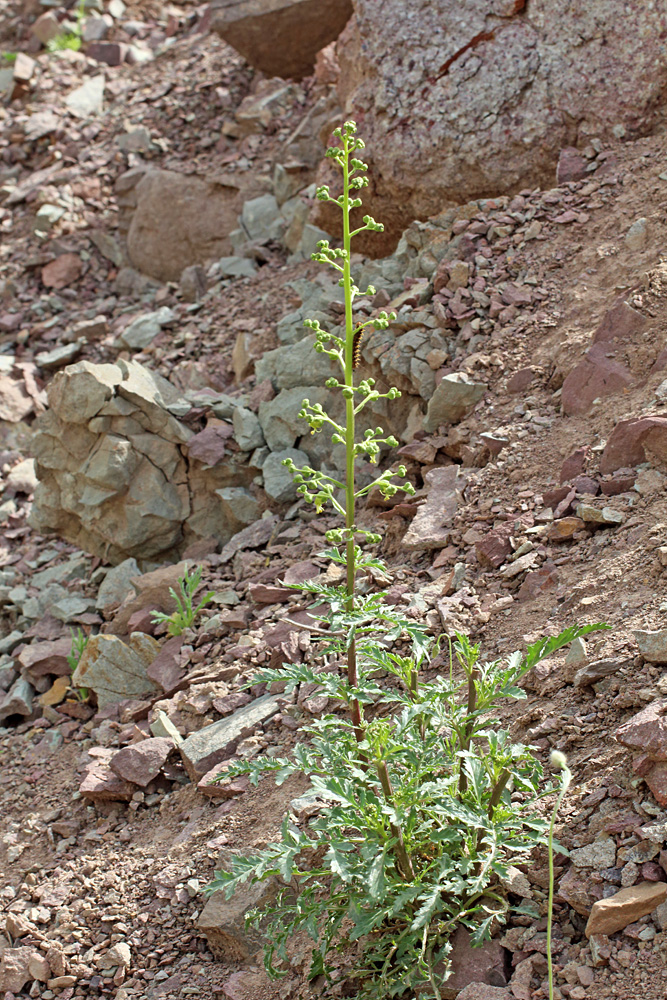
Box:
115;168;244;283
209;0;353;80
322;0;667;248
29;360;255;564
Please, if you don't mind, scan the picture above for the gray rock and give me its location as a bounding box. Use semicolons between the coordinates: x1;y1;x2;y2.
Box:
570;834;617;870
240;194;284;243
71;633;160;708
424;373;486;431
65;75;105;119
0;659;17;692
35;341;84;370
255;336;338;390
575;504;625;526
95;558;140;614
625;217;649;251
219;514;278;563
574;657;632;688
217;487;260;530
232;407;264;451
262;448;309;503
179;693;281;779
0;677;34;721
258;387;325;451
0;631;22;656
117;127;156;155
216;256;257;279
565;637;588;669
50;594;94;622
30;359;255;563
119;307;176;350
83;15;111;42
634;630;667;664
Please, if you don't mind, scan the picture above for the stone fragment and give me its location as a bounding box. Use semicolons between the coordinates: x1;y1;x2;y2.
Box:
440;926;508;999
585;881;667;937
209;0;353;79
109;737;174;787
424;373;486;431
600;416;667;473
645;762;667;807
96;558;140;614
87;41;128;66
548;517;584;541
119;307;175;350
574;657;631;688
217;488;260;533
30;360;253;563
570;835;616;869
98;942;131;969
557;146;588;183
625;217;649;251
575;504;624;526
198;880;278;959
634;630;667;664
31;11;61;45
403;466;466;550
65;75;105;118
232;407;264;451
16;637;71;679
71;633;160;708
247;582;292;604
41;254;82;290
79;751;135;802
558;868;595;916
0;947;46;993
475;528;512;568
219;515;278;563
0;677;34;721
123;169;241;283
616;701;667;758
179;694;280;779
262;448;309;502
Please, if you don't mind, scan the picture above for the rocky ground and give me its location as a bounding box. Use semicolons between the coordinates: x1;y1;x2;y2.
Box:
4;3;667;1000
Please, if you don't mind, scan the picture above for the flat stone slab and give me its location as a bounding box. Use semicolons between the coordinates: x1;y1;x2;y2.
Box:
179;693;280;780
72;632;160;708
402;466;466;550
585;881;667;937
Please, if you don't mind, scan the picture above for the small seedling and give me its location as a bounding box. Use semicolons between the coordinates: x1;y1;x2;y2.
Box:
2;52;18;64
46;0;86;53
67;626;89;701
150;563;214;637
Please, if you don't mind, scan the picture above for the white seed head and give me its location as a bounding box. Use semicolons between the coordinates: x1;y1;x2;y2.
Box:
550;750;568;771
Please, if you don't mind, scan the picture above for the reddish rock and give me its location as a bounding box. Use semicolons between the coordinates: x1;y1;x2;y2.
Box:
600;472;636;495
600;416;667;474
558;867;594;916
506;368;535;394
79;753;135;802
282;560;320;586
542;485;572;509
554;488;577;518
198;760;250;799
247;582;293;604
212;692;252;716
517;562;558;602
616;701;667;759
16;637;72;678
560;447;589;482
146;636;187;694
439;926;508;998
109;736;174;787
561;344;633;416
593;299;647;346
557;146;588;183
186;424;233;467
572;474;600;496
640;862;666;881
402;466;466;550
646;763;667;807
475;528;512;568
86;41;128;66
0;947;47;993
41;253;83;290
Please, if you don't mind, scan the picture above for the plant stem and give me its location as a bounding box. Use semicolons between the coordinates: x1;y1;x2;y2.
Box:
548;758;572;1000
342;129;363;744
457;665;479;797
376;758;415;880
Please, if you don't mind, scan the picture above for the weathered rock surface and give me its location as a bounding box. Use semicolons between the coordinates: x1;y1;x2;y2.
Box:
615;701;667;759
210;0;353;80
118;169;241;282
71;633;160;709
179;694;281;779
198;880;279;959
79;749;136;802
600;416;667;474
634;630;667;664
455;986;512;1000
330;1;667;246
29;360;254;563
424;373;486;431
585;881;667;937
403;466;466;550
0;947;48;993
109;737;175;787
440;926;508;998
